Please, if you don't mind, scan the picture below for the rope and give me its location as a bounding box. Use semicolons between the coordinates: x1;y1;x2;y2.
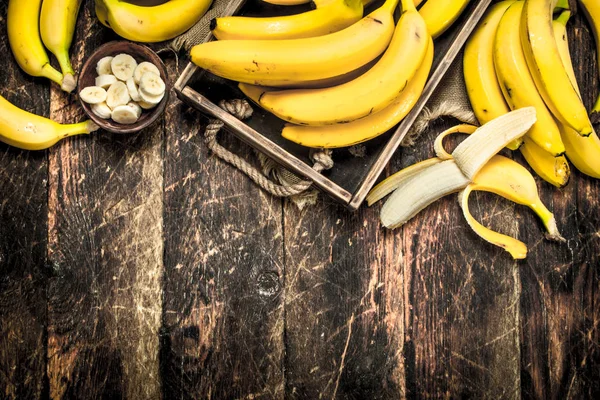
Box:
203;99;334;198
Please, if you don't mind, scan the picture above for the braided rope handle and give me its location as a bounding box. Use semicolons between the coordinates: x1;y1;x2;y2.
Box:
202;99;333;198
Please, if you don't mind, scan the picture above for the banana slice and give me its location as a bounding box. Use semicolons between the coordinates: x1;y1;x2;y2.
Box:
80;86;108;104
134;61;160;84
138;99;158;110
96;74;118;89
91;102;112;119
126;77;141;102
111;54;138;81
139;86;165;106
96;56;114;76
127;102;142;119
106;81;131;109
112;105;140;125
139;72;165;97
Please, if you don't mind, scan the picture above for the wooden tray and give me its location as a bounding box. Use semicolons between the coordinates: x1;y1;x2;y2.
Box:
174;0;492;210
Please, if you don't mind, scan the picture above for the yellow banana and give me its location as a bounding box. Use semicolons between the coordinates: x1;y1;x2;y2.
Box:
579;0;600;119
0;95;98;151
40;0;82;93
494;1;565;156
263;0;311;5
552;8;600;178
277;37;433;147
257;0;428;126
212;0;363;40
460;155;563;260
190;0;397;87
96;0;212;42
418;0;470;38
520;0;592;136
463;1;520;150
519;136;570;187
7;0;65;89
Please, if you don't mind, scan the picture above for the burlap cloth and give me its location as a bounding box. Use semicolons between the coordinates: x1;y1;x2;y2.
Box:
168;0;478;208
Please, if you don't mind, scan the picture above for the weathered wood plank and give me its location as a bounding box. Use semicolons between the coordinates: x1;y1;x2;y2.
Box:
0;1;49;397
518;13;600;400
161;72;285;398
283;194;406;399
46;3;163;399
390;125;522;399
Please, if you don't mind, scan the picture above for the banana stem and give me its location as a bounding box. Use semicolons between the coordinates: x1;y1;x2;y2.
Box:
58;120;100;138
530;203;565;242
41;63;65;87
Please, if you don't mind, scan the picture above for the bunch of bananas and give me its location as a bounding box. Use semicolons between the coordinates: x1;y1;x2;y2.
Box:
8;0;83;92
465;0;600;186
190;0;472;148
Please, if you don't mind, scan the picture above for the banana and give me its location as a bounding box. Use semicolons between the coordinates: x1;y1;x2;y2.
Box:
262;0;311;5
80;86;108;105
0;95;98;150
97;57;114;76
521;0;592;136
111;54;137;81
7;0;65;89
126;78;142;102
134;62;161;84
579;0;600;120
257;0;428;126
96;74;118;89
92;102;112;119
552;7;600;178
111;105;139;125
190;0;398;87
212;0;363;40
460;155;563;260
418;0;471;39
106;81;131;109
519;136;571;187
277;36;433;147
39;0;82;93
139;73;166;97
463;1;522;150
494;1;565;156
96;0;213;43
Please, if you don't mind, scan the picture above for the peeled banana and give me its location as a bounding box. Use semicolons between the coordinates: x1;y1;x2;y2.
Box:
0;95;98;150
96;0;213;42
40;0;82;93
257;0;429;126
190;0;397;86
7;0;68;90
520;0;592;136
211;0;364;40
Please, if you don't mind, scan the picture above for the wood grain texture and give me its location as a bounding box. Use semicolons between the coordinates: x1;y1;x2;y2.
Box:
283;196;406;399
46;3;163;399
0;1;49;397
160;67;285;398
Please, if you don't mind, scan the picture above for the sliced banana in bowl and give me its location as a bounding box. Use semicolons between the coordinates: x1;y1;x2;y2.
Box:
78;41;169;134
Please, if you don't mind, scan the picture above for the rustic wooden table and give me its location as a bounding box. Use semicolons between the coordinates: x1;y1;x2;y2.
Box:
1;1;599;399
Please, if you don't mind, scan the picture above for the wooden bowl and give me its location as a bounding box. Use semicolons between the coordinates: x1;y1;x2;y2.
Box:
78;41;169;134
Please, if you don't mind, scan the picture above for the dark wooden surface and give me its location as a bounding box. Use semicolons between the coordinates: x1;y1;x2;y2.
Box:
1;1;599;399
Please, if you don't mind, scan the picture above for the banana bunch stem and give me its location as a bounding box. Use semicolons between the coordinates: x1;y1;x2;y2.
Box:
367;108;564;260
